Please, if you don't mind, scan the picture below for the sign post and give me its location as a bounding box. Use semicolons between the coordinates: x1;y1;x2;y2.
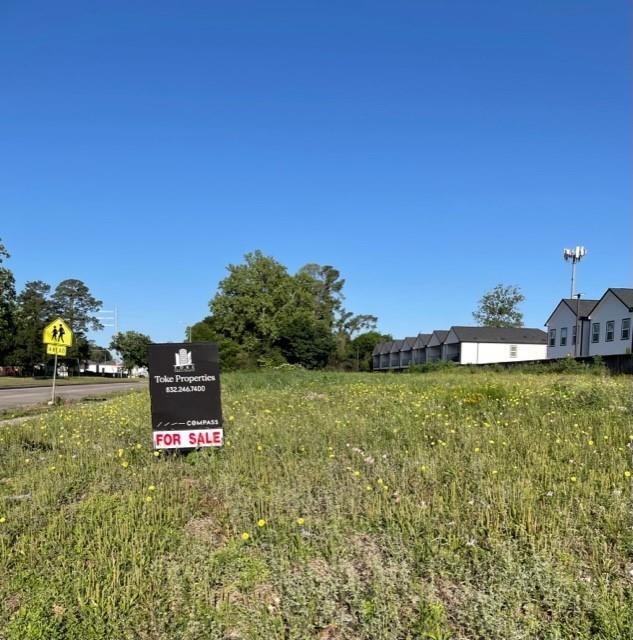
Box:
42;318;74;404
148;343;223;450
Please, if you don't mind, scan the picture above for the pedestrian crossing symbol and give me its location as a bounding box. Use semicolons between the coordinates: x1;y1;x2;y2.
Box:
43;318;74;347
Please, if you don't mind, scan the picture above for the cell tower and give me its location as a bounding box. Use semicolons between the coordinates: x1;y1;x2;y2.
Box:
563;246;587;298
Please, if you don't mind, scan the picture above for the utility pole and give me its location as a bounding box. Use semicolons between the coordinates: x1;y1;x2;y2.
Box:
575;293;581;358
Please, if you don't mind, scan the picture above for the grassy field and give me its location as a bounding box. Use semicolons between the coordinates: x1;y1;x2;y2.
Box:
0;377;144;389
0;370;631;639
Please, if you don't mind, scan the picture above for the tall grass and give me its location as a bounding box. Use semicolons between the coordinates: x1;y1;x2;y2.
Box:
0;371;631;639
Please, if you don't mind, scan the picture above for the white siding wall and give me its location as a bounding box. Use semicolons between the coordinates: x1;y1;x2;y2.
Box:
588;292;633;356
547;305;578;359
460;342;547;364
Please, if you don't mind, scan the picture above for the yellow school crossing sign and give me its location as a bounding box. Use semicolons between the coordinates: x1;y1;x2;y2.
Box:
43;317;73;403
43;317;73;356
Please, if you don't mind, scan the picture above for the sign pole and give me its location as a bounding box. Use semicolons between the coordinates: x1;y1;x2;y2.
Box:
51;353;58;404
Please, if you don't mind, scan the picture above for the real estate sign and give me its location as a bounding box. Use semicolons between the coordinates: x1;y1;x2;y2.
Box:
148;342;223;450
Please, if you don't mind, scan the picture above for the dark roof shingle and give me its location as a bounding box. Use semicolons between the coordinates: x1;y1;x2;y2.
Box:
450;326;547;344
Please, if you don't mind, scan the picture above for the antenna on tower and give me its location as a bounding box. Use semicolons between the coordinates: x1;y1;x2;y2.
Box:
563;246;587;298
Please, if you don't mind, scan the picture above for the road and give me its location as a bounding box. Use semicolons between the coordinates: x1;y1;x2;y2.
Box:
0;381;146;411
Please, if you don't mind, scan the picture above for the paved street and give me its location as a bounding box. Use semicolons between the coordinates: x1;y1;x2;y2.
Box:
0;382;146;411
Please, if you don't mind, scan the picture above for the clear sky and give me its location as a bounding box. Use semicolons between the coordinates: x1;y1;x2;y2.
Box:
1;1;630;345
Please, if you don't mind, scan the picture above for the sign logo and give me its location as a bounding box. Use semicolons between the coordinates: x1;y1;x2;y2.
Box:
174;348;194;372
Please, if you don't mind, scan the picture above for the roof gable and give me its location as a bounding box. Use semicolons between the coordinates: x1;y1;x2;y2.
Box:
400;337;417;351
608;288;633;310
379;341;393;355
413;333;432;348
545;298;598;326
427;330;448;347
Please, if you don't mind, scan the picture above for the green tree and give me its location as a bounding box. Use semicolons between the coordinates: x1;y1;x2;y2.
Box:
296;264;345;327
190;316;246;370
334;311;378;365
349;331;392;371
89;343;112;363
0;240;17;364
110;331;152;372
473;284;525;328
277;311;335;369
210;251;301;358
206;251;377;370
10;280;52;372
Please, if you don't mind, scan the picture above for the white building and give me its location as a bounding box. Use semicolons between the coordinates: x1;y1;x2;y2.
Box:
587;288;633;357
442;326;547;364
544;298;598;359
81;361;123;376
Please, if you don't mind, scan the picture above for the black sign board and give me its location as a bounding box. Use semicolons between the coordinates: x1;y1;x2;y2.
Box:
148;342;223;449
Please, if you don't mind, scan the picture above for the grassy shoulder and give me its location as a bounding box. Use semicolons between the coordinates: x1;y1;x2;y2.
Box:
0;376;146;389
0;370;631;639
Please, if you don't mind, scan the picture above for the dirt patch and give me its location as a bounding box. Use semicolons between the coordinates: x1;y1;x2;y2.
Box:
184;516;225;547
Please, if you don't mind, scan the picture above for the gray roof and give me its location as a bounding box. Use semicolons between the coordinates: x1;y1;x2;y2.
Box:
371;343;382;356
400;337;417;352
428;330;449;345
390;339;404;353
561;298;598;318
379;341;393;355
609;288;633;310
545;298;598;325
450;326;547;344
413;333;432;348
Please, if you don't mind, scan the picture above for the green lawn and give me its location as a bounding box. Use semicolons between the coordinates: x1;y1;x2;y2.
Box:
0;376;144;389
0;370;631;639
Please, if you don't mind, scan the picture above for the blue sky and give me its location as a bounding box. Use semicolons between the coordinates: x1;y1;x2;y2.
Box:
1;1;630;345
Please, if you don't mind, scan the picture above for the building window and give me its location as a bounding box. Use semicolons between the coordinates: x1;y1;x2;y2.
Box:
591;323;600;343
606;321;614;342
560;327;567;347
549;329;556;347
622;318;631;341
509;344;518;358
572;325;577;346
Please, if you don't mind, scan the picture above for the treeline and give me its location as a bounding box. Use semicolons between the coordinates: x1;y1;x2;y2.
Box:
0;240;110;374
190;251;389;370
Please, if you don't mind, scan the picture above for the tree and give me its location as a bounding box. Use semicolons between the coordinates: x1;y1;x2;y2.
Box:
0;240;17;364
190;316;246;370
10;280;52;371
110;331;152;372
473;284;525;328
206;251;378;369
51;279;103;333
333;311;378;364
210;251;304;357
89;343;112;363
296;264;345;327
349;331;392;371
277;311;335;369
